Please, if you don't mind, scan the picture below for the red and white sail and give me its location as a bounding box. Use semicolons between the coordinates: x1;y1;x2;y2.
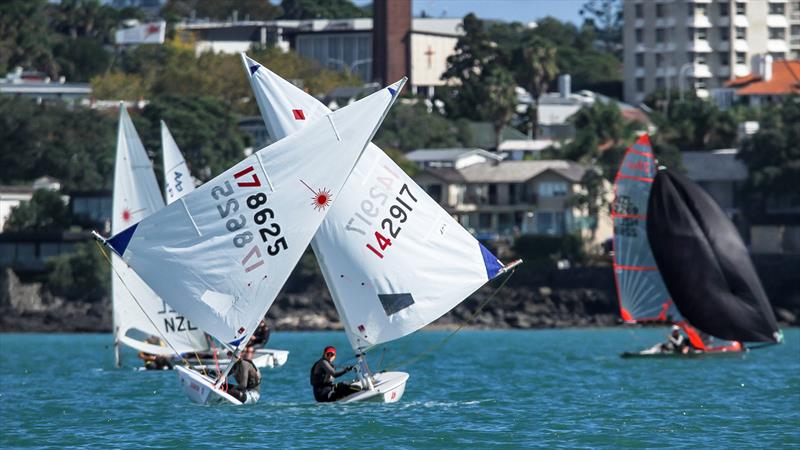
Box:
242;54;507;351
112;106;208;356
106;85;401;348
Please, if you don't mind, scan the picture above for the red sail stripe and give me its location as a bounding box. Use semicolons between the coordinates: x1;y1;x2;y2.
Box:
616;174;654;183
628;148;655;158
611;213;647;220
613;264;658;271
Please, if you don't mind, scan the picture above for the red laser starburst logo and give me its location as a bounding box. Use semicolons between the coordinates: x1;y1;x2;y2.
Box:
299;179;332;211
122;209;131;222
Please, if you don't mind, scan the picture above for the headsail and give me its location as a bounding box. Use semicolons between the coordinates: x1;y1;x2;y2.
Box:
105;85;401;348
647;168;781;343
611;134;680;324
161;121;196;204
242;54;507;351
112;106;208;356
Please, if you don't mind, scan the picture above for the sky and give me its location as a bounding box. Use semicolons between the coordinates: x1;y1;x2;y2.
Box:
353;0;586;25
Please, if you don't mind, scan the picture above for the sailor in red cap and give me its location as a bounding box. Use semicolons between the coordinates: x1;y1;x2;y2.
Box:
309;346;359;402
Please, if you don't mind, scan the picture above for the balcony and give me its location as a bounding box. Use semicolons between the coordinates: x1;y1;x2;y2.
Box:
688;64;713;78
733;15;749;27
768;39;790;53
686;15;712;28
656;67;677;77
767;15;789;28
687;39;713;52
696;89;709;99
656;18;676;28
734;39;749;52
734;64;750;77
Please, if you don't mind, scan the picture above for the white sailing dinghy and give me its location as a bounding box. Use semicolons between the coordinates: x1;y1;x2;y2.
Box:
97;82;404;405
111;106;209;367
161;120;289;370
242;54;521;403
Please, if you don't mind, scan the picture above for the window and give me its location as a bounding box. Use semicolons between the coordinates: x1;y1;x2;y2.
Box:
769;3;785;15
736;52;747;64
478;213;492;230
538;181;568;198
735;2;746;15
696;4;708;16
425;184;442;203
719;52;730;65
719;2;729;17
656;28;666;42
0;244;13;264
535;211;565;235
695;79;707;90
687;28;695;40
720;27;730;41
636;53;645;67
687;51;695;62
636;77;645;92
635;28;643;43
697;28;708;40
656;53;664;66
769;27;786;40
770;52;786;60
696;53;707;65
793;25;800;37
656;77;665;89
656;4;665;18
635;3;643;18
735;27;747;40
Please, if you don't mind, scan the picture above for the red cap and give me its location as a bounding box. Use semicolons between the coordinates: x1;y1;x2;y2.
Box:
323;346;336;356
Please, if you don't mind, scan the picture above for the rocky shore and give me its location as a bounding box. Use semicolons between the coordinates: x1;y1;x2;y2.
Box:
2;255;798;333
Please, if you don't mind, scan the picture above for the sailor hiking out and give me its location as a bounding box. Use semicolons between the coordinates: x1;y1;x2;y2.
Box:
227;347;261;404
310;346;360;402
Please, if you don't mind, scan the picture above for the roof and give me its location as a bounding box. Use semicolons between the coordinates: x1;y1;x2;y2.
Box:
681;149;748;182
725;60;800;96
423;160;587;184
406;148;501;162
497;139;557;151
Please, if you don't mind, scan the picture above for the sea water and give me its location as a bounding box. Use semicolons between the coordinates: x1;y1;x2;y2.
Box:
1;328;798;449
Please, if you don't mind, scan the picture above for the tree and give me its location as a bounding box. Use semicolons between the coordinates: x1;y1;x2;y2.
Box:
514;36;558;137
579;0;623;56
650;95;738;151
137;95;247;182
738;97;800;220
373;101;471;153
162;0;283;21
46;241;109;301
0;0;59;77
5;189;72;232
479;67;518;150
279;0;369;20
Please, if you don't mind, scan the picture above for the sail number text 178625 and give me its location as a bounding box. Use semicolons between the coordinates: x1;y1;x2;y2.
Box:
210;164;288;275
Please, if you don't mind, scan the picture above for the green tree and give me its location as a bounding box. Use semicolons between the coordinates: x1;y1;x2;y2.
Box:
373;102;471;153
478;67;518;150
514;36;558;137
46;241;109;301
162;0;283;21
0;0;59;77
738;97;800;219
579;0;623;56
5;189;72;232
279;0;369;19
651;95;738;150
137;95;247;182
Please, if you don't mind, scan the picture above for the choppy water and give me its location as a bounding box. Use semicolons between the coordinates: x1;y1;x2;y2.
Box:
1;328;798;449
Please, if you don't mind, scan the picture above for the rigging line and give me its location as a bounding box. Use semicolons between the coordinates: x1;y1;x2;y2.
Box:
94;240;190;366
380;267;517;372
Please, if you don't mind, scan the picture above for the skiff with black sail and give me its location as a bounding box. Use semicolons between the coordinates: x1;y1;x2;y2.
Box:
241;53;521;403
160;120;289;370
96;81;405;405
111;105;209;368
612;134;782;358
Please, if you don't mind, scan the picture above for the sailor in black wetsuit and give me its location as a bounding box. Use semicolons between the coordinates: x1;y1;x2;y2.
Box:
664;325;690;354
309;346;359;402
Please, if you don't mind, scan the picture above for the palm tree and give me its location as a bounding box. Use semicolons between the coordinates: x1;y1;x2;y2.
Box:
515;37;558;138
478;66;517;150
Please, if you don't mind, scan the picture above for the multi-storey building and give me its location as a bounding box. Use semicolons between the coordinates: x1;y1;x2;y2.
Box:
623;0;797;104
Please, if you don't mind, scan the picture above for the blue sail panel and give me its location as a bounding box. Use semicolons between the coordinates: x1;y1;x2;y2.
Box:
479;243;503;280
108;223;138;256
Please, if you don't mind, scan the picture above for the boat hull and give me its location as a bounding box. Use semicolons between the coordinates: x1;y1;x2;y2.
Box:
621;346;747;359
175;365;242;405
339;371;409;404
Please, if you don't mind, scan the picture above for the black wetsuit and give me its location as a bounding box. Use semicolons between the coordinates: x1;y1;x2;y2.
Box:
249;324;270;348
227;358;260;403
309;358;356;402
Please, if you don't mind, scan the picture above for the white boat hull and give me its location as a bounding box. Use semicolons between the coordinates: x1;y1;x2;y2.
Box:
339;371;409;404
175;365;242;405
192;348;289;371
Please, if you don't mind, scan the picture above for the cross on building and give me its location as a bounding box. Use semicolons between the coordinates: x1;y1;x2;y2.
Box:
424;46;435;68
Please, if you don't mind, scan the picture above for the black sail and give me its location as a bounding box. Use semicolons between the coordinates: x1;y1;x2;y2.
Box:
646;169;780;343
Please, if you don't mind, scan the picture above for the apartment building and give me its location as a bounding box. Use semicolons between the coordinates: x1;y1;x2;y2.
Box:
623;0;799;104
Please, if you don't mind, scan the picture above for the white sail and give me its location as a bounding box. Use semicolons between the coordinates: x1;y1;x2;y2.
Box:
242;54;505;351
112;106;208;356
106;85;402;348
161;121;196;204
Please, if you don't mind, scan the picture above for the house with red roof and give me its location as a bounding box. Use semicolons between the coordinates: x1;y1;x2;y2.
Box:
713;56;800;108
